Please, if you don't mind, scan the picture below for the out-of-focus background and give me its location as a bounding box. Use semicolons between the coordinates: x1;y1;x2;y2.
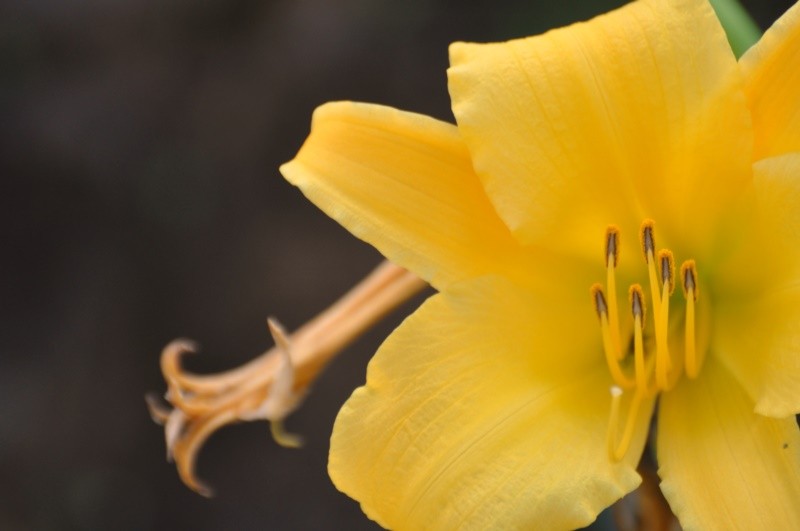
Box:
0;1;793;529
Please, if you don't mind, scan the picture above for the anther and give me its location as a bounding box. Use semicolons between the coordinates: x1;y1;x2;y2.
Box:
681;261;700;378
592;283;608;319
658;250;675;295
592;284;635;389
629;284;645;322
640;220;656;260
606;226;620;268
681;260;699;301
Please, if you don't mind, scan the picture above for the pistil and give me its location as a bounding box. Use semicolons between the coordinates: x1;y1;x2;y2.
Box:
607;386;646;462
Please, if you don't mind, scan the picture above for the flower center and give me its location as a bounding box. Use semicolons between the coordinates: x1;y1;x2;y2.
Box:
590;220;702;462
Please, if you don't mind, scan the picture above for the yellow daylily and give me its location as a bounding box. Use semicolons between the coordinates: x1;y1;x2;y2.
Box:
281;0;800;528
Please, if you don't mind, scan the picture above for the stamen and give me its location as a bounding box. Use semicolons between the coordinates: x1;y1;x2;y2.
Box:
605;226;622;359
592;284;635;389
640;220;661;316
681;261;700;378
629;285;648;392
655;250;675;389
607;386;644;462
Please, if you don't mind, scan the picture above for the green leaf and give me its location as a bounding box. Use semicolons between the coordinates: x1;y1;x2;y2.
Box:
709;0;762;58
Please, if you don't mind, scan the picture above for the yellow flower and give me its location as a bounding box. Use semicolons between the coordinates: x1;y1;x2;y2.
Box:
280;0;800;528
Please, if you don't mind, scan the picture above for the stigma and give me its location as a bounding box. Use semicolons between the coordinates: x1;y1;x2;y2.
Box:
591;220;702;461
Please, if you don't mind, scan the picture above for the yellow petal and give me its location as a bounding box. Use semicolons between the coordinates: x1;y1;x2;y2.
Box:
280;102;519;290
329;275;653;530
658;357;800;530
713;154;800;417
448;0;752;261
740;1;800;159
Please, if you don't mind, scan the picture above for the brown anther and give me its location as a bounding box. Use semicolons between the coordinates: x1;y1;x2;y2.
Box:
681;260;699;301
629;284;646;322
640;220;656;259
591;283;608;318
658;250;676;295
606;226;620;267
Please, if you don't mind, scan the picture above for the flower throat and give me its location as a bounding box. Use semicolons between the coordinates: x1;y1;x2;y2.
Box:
590;220;702;462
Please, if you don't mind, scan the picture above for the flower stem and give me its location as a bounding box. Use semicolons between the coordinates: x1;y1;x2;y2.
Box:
709;0;762;58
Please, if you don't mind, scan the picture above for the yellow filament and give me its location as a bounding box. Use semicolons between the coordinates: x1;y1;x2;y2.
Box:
607;387;644;462
633;314;647;392
656;281;671;389
685;291;697;378
593;285;635;389
646;252;661;319
606;260;622;360
602;313;635;389
629;285;648;392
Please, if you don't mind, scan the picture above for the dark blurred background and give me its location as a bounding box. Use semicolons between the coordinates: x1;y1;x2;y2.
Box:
0;1;793;529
